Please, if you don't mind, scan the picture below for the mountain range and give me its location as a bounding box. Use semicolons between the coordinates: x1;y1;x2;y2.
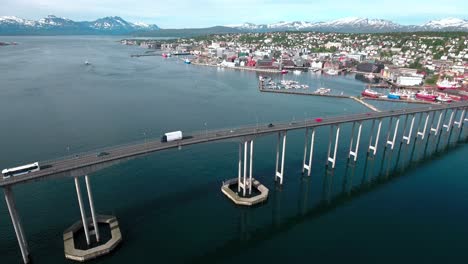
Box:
0;15;467;36
0;15;159;35
228;17;468;33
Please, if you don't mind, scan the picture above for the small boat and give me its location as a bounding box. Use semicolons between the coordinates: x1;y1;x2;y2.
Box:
314;88;331;95
293;70;301;75
325;69;338;75
387;92;401;100
437;78;459;90
184;58;191;64
162;53;168;58
415;91;437;102
361;89;381;98
365;73;375;79
84;60;91;65
281;70;288;74
436;94;453;103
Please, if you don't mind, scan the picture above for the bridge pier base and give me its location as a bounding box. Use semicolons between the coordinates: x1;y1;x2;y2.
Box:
66;176;120;261
222;139;268;206
275;132;287;184
302;128;315;176
349;122;362;162
4;186;30;264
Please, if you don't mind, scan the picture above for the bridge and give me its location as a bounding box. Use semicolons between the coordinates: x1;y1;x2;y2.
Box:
2;100;467;263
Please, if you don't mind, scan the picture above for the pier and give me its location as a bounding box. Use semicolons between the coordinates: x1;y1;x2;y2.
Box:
1;101;467;263
350;96;381;112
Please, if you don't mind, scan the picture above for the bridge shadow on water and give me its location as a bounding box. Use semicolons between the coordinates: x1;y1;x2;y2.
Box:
187;127;468;264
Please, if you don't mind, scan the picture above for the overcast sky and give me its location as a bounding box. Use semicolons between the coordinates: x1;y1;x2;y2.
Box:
1;0;467;28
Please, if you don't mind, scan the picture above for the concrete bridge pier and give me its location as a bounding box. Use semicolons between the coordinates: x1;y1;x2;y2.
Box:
302;128;315;176
454;108;466;129
368;119;382;156
326;125;341;169
238;140;254;196
430;110;444;136
275;132;287;184
416;112;430;140
4;186;30;264
74;177;91;245
385;117;400;150
402;114;416;145
443;109;457;133
66;176;121;262
74;176;101;245
348;121;362;162
221;138;268;206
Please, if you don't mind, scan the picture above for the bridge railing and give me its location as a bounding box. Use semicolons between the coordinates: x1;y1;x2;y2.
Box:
39;102;467;165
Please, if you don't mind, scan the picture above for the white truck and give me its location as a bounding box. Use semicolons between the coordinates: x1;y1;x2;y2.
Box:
161;131;183;143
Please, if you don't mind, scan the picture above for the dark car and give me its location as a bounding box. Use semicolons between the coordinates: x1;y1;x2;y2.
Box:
96;152;110;157
268;123;274;128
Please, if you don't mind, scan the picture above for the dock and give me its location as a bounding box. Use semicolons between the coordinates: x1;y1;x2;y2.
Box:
350;96;381;112
259;87;349;99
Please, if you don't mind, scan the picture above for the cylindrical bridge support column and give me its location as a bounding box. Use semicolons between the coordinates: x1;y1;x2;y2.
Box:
85;175;100;242
443;109;457;133
385;117;400;150
275;132;287;184
368;119;382;155
326;125;341;169
4;186;30;264
402;115;415;145
237;139;254;196
416;113;430;140
454;108;466;129
349;122;362;162
302;128;316;176
75;176;91;246
430;110;444;136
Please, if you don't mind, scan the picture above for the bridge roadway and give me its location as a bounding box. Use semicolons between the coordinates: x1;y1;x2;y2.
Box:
1;101;467;188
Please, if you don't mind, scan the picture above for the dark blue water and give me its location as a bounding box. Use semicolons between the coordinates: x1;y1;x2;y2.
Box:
0;36;467;264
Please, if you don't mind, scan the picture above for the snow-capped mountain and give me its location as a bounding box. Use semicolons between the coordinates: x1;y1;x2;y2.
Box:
231;17;468;33
421;18;468;30
0;15;159;35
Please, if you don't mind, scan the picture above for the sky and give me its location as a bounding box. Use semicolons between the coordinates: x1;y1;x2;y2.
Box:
1;0;467;28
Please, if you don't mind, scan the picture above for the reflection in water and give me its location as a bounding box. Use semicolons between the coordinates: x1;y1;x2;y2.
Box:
272;185;283;227
322;168;335;204
342;160;356;195
190;125;467;264
239;208;251;242
298;177;311;216
362;153;376;185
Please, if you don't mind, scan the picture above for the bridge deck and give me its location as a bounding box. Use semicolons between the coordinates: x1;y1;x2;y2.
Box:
1;101;467;187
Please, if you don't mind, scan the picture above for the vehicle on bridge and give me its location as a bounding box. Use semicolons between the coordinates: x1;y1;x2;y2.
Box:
2;162;40;179
161;131;183;143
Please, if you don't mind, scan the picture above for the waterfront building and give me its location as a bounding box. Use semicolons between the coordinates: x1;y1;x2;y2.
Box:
397;75;424;86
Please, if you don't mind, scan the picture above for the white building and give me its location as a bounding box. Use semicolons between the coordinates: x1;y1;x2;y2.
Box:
347;54;365;62
325;42;342;49
397;75;424;86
